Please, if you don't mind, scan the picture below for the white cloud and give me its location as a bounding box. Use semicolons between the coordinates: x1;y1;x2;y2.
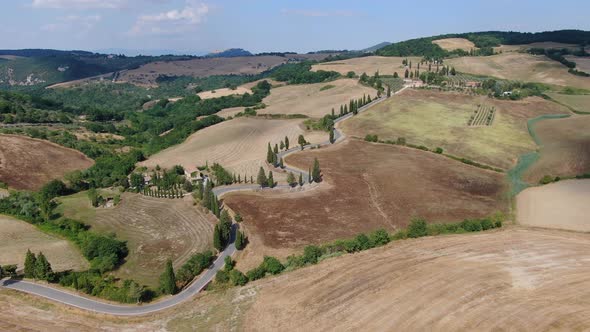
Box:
31;0;126;9
129;1;208;36
41;14;102;32
281;9;356;17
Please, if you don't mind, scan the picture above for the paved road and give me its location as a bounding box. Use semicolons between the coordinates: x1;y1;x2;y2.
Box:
1;228;237;316
0;85;408;315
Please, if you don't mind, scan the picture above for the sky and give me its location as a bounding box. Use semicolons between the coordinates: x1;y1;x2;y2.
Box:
1;0;589;54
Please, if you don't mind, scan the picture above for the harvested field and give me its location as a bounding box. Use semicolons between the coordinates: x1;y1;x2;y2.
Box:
446;53;590;89
0;134;94;191
117;56;287;87
517;179;590;232
566;55;590;73
217;106;246;118
197;87;252;100
523;115;590;182
546;92;590;113
495;42;581;53
261;78;376;118
224;140;507;264
57;192;215;287
432;38;476;51
311;55;421;76
341;89;569;169
0;215;88;272
140;117;326;183
245;227;590;331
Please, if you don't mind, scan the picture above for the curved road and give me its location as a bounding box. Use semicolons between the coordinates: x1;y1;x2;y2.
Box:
0;86;407;316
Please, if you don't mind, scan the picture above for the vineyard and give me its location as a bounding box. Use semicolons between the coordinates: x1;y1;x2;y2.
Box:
446;73;485;88
380;76;405;93
468;104;496;126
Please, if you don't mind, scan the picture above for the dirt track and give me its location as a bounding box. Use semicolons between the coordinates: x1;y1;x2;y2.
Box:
0;134;94;190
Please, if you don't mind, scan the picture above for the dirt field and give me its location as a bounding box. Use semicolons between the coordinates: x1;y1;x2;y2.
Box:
117;56;287;87
0;134;94;191
197;87;252;100
217;106;246;118
566;55;590;73
140;117;326;183
57;192;215;287
224;139;507;267
446;53;590;89
432;38;476;51
517;179;590;232
523;115;590;182
311;56;422;76
341;89;569;169
494;42;581;53
260;78;376;118
547;92;590;113
0;214;88;272
3;227;590;331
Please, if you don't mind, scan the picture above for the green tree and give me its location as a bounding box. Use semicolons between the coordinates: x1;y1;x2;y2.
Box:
34;252;52;280
273;144;279;154
285;136;289;150
257;167;267;186
130;173;144;189
235;230;246;250
266;142;274;163
24;249;36;278
302;245;323;264
219;210;232;246
404;69;409;78
279;157;284;168
393;72;399;78
213;224;222;251
387;86;391;97
229;269;248;286
298;173;304;186
407;218;428;238
211;192;220;217
287;172;296;186
159;259;177;295
267;171;275;188
263;256;284;275
280;141;285;150
329;127;335;144
88;188;99;207
298;134;306;148
312;158;321;183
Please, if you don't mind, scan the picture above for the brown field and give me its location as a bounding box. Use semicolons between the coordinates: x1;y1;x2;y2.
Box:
566;55;590;73
0;134;94;190
217;106;246;118
341;89;568;169
0;215;88;272
446;53;590;89
197;86;252;100
432;38;476;51
140;117;326;182
261;78;376;118
517;179;590;232
524;115;590;182
224;139;507;266
3;228;590;331
494;42;581;53
58;193;215;287
311;55;422;76
547;91;590;113
117;56;287;87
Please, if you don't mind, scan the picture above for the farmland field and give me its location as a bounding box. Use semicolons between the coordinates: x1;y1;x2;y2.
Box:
0;134;94;191
494;42;581;53
523;115;590;182
340;89;570;169
517;180;590;232
566;55;590;72
546;91;590;113
57;192;215;287
224;139;507;267
311;56;422;76
140;117;326;182
197;86;252;100
260;78;376;118
432;38;476;51
446;53;590;89
0;215;88;272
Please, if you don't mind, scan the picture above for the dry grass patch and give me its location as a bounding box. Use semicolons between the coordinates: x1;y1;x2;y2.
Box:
517;179;590;232
546;92;590;113
0;134;94;191
432;38;476;51
261;78;376;118
57;192;215;287
446;53;590;89
311;55;421;76
495;42;581;53
523;115;590;182
224;140;507;267
341;89;569;169
197;86;252;100
0;214;88;271
140;117;326;182
566;55;590;73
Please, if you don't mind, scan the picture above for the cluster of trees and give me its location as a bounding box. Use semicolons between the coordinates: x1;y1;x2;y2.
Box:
266;136;291;167
213;210;233;251
359;71;384;93
256;167;276;188
87;188;121;207
58;270;149;303
402;216;503;239
24;250;53;281
215;257;248;287
195;180;220;216
337;92;373;116
529;47;590;76
269;62;340;84
142;187;184;199
0;91;73;124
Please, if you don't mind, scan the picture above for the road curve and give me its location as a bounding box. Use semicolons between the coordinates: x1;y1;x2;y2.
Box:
0;85;407;315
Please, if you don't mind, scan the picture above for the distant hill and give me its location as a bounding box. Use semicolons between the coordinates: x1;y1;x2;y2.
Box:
360;42;391;53
0;49;94;57
95;48;207;57
206;48;253;58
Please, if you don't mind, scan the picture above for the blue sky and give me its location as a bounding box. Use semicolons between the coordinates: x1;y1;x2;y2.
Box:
1;0;589;54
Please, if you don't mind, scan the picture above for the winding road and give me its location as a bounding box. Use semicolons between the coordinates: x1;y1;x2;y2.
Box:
0;85;407;316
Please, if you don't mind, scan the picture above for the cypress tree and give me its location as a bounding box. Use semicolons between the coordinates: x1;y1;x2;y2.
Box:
312;158;321;183
211;192;220;217
298;173;304;186
387;86;391;97
367;95;372;102
280;141;285;150
285;136;289;150
279;157;284;168
267;171;274;188
329;127;335;144
308;167;312;183
273;144;279;154
363;94;366;105
404;69;409;78
24;249;36;278
34;252;52;280
202;181;211;208
238;174;241;183
331;108;335;117
287;172;296;186
250;176;254;184
339;105;343;116
393;71;399;78
266;142;273;163
343;104;348;114
159;259;177;295
235;231;245;250
257;167;267;186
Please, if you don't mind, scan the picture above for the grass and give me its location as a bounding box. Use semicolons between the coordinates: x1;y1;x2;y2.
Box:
319;84;335;91
545;92;590;114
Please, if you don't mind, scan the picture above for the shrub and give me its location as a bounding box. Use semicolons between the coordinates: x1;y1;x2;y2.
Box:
435;147;443;154
302;245;323;264
494;220;503;228
215;269;229;283
539;175;554;185
480;218;494;230
369;229;390;246
355;233;372;250
407;218;428;238
246;266;266;281
229;269;248;286
364;134;379;142
396;137;406;145
262;256;284;275
460;219;482;232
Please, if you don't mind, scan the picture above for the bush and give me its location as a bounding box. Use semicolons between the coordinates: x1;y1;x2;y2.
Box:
229;269;248;286
364;134;378;142
435;147;443;154
396;137;406;145
215;269;229;283
480;218;494;230
262;256;284;275
407;218;428;238
539;175;554;185
369;229;390;246
460;219;482;232
302;245;323;264
246;266;266;281
355;233;372;250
